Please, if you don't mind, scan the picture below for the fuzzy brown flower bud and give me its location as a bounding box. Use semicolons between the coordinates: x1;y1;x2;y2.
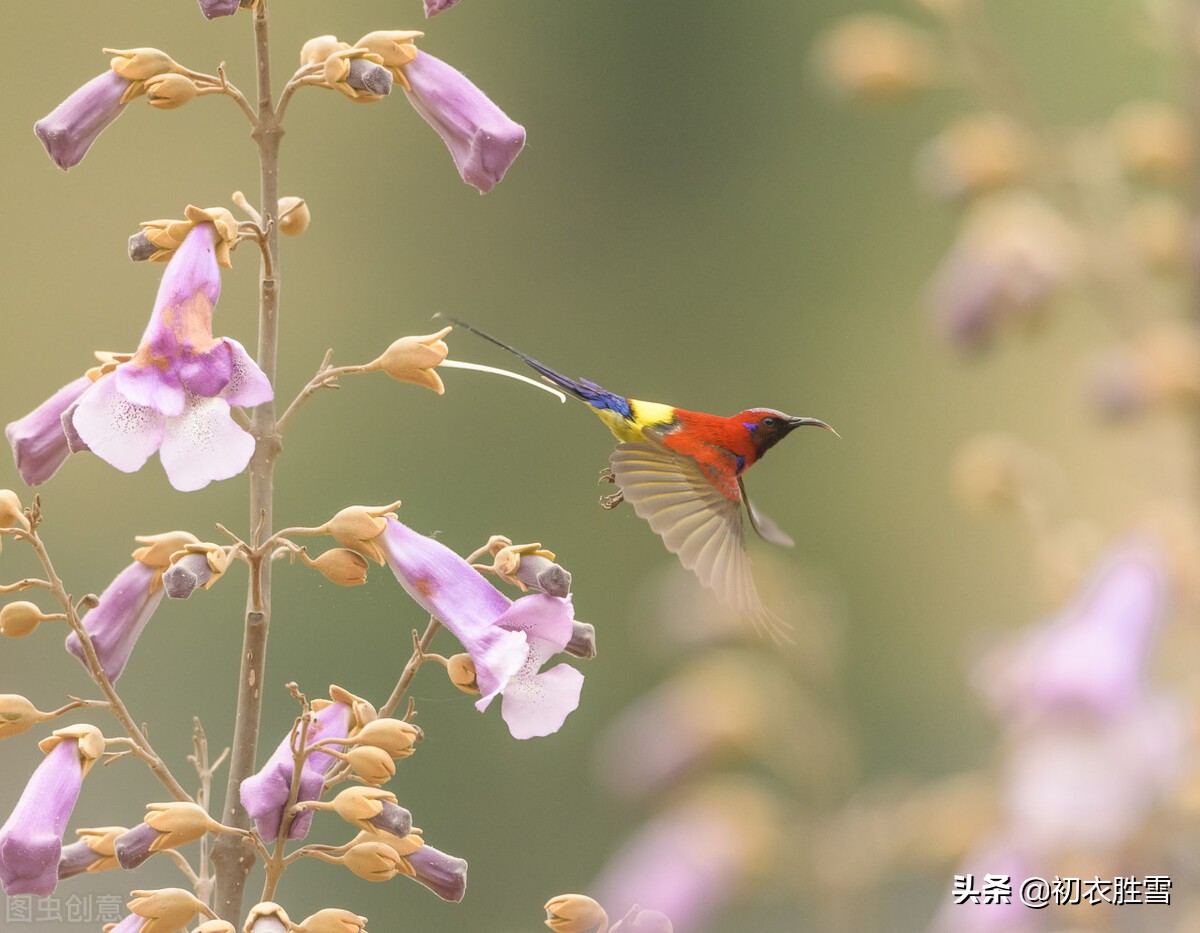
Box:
292;908;369;933
446;653;479;695
352;718;422;759
131;531;201;570
324;786;398;832
545;894;608;933
323;504;400;565
38;723;105;777
106;48;182;81
1109;100;1195;181
368;327;451;394
126;888;207;932
0;601;52;638
343;744;396;785
244;901;292;933
57;825;126;878
135;205;239;268
303;548;369;586
195;922;237;933
812;15;936;103
915;113;1034;200
145;73;199;110
278;196;310;236
343;841;409;882
300;36;351;68
354;31;422;72
0;694;48;739
0;490;29;543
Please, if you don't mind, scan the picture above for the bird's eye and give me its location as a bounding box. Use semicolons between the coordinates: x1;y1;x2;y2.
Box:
761;417;778;427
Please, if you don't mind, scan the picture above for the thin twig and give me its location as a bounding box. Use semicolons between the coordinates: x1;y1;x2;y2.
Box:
18;527;191;801
277;353;373;434
276;63;326;123
323;616;440;791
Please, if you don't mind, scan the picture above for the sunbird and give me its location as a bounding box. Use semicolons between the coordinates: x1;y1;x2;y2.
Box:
446;318;836;636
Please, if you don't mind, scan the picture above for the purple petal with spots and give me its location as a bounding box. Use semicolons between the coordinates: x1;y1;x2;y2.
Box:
158;394;255;492
222;338;273;407
70;374;165;474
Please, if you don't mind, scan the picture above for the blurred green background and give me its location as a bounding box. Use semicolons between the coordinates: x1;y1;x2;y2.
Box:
0;1;1183;930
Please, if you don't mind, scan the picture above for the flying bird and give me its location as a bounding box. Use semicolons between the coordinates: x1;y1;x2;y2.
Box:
445;318;836;636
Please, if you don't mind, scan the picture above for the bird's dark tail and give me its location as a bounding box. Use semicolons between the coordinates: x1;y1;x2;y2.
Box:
436;315;596;404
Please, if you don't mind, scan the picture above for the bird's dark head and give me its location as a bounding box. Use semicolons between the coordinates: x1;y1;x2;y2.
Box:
737;408;838;458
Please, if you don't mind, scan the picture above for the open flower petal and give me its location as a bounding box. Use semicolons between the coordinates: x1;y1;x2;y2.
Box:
223;338;274;407
71;375;164;474
499;662;584;740
158;394;255;492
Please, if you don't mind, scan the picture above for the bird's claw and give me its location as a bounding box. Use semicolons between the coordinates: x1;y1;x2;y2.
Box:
598;467;616;485
600;491;624;511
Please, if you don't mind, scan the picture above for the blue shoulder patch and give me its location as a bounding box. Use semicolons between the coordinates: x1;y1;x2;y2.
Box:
579;377;632;418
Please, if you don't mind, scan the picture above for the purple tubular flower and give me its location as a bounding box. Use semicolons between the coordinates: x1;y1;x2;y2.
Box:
68;223;272;491
240;700;354;842
196;0;240;18
65;560;162;682
408;844;467;902
974;542;1167;720
424;0;461;16
34;71;131;171
591;783;773;932
0;737;88;895
5;376;91;485
382;518;584;739
402;51;526;193
611;907;675;933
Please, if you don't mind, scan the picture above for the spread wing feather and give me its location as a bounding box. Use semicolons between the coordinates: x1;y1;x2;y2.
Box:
610;441;790;639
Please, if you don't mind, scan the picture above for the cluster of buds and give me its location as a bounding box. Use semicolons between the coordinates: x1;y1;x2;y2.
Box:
113;802;247;869
294;30;526;192
472;535;573;597
128;204;239;267
1089;322;1200;420
35;48;234;170
239;685;466;900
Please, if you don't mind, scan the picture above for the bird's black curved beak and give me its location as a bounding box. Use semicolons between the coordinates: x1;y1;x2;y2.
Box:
787;416;840;438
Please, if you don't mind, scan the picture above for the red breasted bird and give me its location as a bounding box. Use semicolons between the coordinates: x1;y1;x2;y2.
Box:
446;318;836;637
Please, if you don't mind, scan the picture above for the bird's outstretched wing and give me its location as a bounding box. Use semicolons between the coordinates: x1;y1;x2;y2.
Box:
610;441;791;640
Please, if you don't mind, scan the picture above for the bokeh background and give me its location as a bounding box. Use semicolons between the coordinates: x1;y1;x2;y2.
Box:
2;1;1195;930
